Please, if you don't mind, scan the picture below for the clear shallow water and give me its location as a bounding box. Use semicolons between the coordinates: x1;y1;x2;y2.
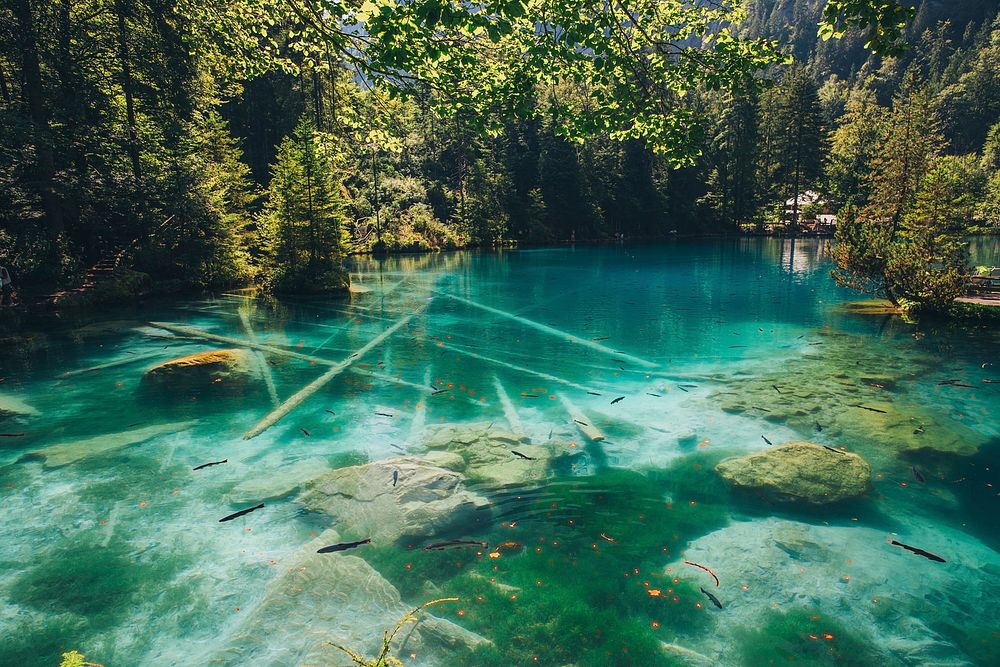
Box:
1;239;998;666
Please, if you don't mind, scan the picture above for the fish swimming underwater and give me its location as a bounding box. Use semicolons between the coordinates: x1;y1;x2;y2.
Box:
511;450;536;461
890;539;946;563
911;466;926;483
700;587;723;609
611;396;625;405
317;538;372;554
219;503;264;523
423;539;488;551
761;435;773;446
392;470;399;486
193;459;228;471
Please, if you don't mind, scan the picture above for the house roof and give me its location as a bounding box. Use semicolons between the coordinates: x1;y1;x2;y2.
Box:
784;190;823;207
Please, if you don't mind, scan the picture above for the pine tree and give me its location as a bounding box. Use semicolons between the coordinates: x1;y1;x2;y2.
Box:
261;117;349;293
825;86;886;209
757;66;824;232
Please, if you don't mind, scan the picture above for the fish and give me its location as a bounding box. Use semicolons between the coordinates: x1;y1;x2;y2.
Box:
856;405;887;414
193;459;228;471
432;389;450;395
751;406;771;412
300;427;311;437
423;539;488;551
325;409;336;415
684;560;720;586
772;385;782;394
728;345;747;349
758;327;764;332
392;470;399;487
0;433;26;438
599;532;616;542
890;539;946;563
611;396;625;405
822;446;844;454
375;412;394;417
700;587;723;609
574;419;589;426
511;450;536;461
815;422;823;432
911;466;925;483
587;391;602;396
677;386;689;393
762;435;773;445
219;503;264;523
983;379;999;384
522;393;539;398
317;538;371;554
547;429;553;440
592;336;610;341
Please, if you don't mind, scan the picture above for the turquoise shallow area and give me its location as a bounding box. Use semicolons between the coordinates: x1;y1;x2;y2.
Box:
1;239;999;666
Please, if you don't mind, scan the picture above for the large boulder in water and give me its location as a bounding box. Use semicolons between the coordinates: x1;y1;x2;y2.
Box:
715;441;871;505
142;349;253;397
412;422;553;486
207;532;489;667
298;456;491;542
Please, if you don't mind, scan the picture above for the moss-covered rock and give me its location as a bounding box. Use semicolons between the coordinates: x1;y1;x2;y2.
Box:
297;456;492;542
141;349;253;397
412;421;554;485
207;534;488;667
716;441;871;505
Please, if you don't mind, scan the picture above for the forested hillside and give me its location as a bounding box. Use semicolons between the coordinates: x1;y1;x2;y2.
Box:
1;0;998;296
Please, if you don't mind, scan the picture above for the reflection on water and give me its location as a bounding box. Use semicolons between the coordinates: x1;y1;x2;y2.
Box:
1;239;998;666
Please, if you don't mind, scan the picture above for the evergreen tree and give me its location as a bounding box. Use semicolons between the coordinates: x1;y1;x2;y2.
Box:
884;154;985;311
757;67;825;231
826;86;887;209
261;118;349;293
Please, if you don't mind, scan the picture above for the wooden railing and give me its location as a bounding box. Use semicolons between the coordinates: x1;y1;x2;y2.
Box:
965;268;1000;298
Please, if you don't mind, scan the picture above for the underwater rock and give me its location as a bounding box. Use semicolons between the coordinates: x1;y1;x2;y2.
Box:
0;393;40;421
423;450;467;472
412;422;554;485
667;517;1000;666
708;329;988;461
141;349;253;396
24;420;197;467
206;532;489;667
298;456;491;542
227;459;329;503
716;441;871;505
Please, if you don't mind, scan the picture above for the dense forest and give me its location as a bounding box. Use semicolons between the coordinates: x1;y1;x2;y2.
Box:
1;0;998;299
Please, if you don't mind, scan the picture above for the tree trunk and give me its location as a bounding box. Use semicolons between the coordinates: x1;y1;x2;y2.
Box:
114;0;142;184
12;0;64;242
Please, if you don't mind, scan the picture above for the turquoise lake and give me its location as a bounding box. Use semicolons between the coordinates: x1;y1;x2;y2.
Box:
1;238;999;666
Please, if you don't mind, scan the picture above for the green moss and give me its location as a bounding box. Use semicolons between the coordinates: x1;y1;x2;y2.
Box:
736;608;882;666
365;467;729;665
9;539;185;630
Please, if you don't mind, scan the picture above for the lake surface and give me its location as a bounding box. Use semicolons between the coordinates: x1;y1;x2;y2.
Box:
2;239;998;666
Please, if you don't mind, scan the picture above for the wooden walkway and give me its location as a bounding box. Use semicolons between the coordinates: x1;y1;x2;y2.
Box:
961;269;1000;306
